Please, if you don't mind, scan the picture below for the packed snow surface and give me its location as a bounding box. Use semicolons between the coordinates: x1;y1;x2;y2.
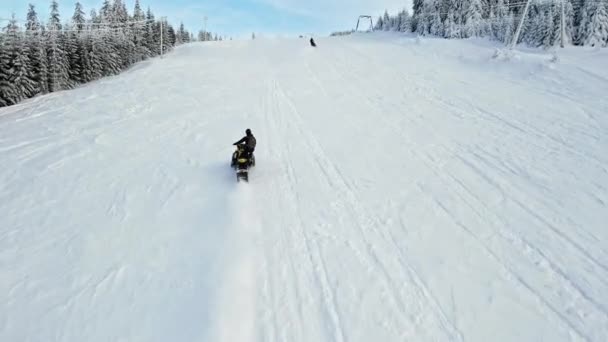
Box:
1;33;607;342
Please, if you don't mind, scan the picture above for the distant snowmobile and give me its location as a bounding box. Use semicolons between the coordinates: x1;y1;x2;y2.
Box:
310;38;317;47
231;144;255;182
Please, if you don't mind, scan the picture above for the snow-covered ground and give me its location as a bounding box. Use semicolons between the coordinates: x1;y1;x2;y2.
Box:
1;33;607;342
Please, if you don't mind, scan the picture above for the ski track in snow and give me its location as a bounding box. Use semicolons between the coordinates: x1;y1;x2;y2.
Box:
1;34;607;342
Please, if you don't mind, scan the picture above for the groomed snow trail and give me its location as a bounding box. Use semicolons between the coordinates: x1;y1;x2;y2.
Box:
1;34;607;342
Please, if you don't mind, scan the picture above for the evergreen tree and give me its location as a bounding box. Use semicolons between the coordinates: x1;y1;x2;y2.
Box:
383;10;391;31
526;6;545;46
90;9;100;24
101;0;113;23
26;4;48;95
72;2;86;31
565;0;576;44
444;0;461;38
0;19;18;106
490;0;509;42
67;3;87;85
0;33;8;107
145;8;160;55
399;10;412;32
66;31;82;86
177;23;186;44
463;0;484;37
424;0;444;36
113;0;129;24
375;16;384;31
430;11;444;36
418;0;436;35
504;13;516;44
543;4;557;47
579;0;608;46
86;33;104;81
0;16;36;105
167;25;177;46
412;0;425;32
46;0;70;92
132;0;148;61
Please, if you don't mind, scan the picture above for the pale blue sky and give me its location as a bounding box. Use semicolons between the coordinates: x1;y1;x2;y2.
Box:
1;0;412;38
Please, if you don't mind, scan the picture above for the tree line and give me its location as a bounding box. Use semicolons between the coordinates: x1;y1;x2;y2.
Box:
373;0;607;48
0;0;200;108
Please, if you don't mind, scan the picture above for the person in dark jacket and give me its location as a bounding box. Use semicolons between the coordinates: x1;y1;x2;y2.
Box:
233;129;256;155
310;38;317;47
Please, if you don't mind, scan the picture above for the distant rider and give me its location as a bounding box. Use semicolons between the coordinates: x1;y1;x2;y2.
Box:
233;129;256;157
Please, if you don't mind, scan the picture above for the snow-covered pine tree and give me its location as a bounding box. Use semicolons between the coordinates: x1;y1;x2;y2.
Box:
160;19;170;52
78;32;93;83
543;4;557;47
85;9;103;81
101;31;122;75
444;0;461;38
0;16;36;105
0;33;8;107
490;0;509;42
86;31;104;81
418;0;440;35
564;0;576;44
383;10;391;31
90;9;100;24
91;2;120;77
504;13;516;44
463;0;484;37
113;0;129;24
167;25;177;46
0;19;18;106
548;2;570;47
26;4;48;95
481;0;491;18
132;0;149;61
393;12;402;31
529;6;545;46
145;8;159;56
72;2;86;31
177;23;185;44
579;0;608;46
59;22;74;88
65;31;82;87
46;0;70;92
101;0;113;23
112;0;133;68
520;4;539;45
431;11;444;36
412;0;425;32
67;2;87;85
572;0;586;42
399;9;412;32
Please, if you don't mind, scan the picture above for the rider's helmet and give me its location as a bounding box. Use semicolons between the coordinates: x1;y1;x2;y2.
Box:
246;128;251;135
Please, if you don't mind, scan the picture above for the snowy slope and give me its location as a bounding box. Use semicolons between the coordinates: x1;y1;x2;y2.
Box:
1;33;607;342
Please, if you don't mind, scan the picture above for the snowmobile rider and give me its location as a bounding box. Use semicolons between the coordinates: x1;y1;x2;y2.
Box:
233;129;256;156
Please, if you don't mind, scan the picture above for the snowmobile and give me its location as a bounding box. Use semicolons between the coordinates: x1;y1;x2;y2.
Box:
231;144;255;182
